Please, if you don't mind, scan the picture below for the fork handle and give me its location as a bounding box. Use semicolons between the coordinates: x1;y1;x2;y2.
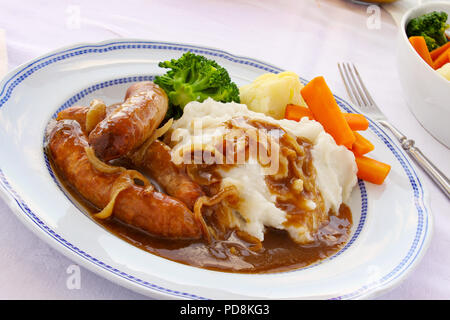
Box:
379;120;450;199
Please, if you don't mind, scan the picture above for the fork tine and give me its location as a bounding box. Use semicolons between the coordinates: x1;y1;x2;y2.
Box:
337;63;357;105
344;63;370;107
351;64;376;106
342;63;361;105
343;63;363;106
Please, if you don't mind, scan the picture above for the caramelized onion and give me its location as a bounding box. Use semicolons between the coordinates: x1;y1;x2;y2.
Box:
85;146;126;174
85;99;107;134
193;185;239;243
84;143;154;220
236;230;263;252
93;170;152;219
132;118;173;163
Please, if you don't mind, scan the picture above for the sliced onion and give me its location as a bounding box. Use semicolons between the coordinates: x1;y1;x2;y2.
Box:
85;146;126;174
93;170;152;219
85;99;106;133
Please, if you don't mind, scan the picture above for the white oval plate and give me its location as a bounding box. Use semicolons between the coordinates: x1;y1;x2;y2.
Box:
0;40;432;300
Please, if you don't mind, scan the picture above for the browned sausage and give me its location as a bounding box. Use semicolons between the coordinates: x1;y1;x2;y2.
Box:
88;82;168;161
131;140;205;210
56;103;121;135
57;106;89;133
57;95;204;210
56;102;205;210
47;120;202;239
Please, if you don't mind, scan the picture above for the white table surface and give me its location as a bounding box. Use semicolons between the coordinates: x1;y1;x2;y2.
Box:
0;0;449;300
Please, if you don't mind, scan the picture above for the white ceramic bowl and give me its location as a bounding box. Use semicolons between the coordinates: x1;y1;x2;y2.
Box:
397;1;450;147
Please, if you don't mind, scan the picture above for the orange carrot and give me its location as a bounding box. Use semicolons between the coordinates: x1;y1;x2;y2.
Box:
301;76;355;148
285;105;369;131
430;42;450;61
284;104;314;121
354;155;391;185
344;113;369;131
352;131;374;155
433;48;450;70
409;36;434;68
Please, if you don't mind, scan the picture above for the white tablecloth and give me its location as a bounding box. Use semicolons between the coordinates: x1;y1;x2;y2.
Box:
0;0;449;300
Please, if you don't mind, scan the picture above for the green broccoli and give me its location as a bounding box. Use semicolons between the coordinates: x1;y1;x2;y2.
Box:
406;11;449;51
154;52;240;119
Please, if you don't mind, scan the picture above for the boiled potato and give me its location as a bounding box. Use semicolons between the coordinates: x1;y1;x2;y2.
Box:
239;71;306;119
437;63;450;81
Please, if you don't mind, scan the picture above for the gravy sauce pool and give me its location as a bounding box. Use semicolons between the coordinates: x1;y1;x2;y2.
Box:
48;114;354;274
52;159;352;274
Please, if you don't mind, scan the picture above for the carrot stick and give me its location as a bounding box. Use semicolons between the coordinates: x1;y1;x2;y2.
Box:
433;48;450;70
409;36;434;68
301;76;355;148
354;155;391;185
285;105;369;131
284;104;314;121
430;42;450;61
344;113;369;131
352;131;374;155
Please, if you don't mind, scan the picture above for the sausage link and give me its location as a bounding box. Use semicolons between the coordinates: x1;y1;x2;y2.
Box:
56;94;204;211
47;120;202;239
131;140;205;210
88;82;168;161
56;103;121;135
57;106;89;133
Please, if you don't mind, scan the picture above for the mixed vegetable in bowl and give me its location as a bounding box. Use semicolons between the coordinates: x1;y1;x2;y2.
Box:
406;11;450;80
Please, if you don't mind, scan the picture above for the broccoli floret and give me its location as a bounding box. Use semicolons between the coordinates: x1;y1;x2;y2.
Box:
406;11;449;51
154;52;240;119
422;34;439;52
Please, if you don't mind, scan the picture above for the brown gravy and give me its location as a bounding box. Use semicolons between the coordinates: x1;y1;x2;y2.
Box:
49;114;353;274
99;205;352;273
54;162;352;274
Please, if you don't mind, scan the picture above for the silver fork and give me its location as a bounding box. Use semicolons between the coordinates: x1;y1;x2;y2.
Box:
338;62;450;199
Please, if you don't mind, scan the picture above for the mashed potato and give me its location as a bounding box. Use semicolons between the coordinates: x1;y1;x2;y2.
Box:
239;71;307;119
169;98;357;243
